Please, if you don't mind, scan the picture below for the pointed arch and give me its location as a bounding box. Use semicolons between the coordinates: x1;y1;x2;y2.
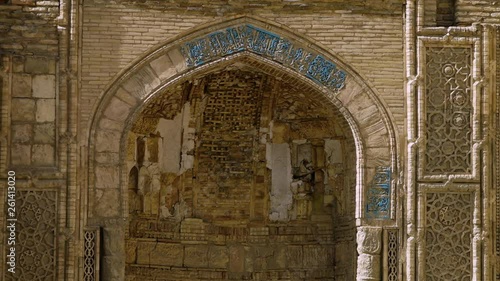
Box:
85;15;399;279
89;15;397;215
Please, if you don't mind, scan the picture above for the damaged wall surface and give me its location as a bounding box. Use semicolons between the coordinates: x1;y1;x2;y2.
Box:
125;68;356;280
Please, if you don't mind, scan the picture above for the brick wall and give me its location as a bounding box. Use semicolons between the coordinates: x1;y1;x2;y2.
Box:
0;0;59;57
0;1;60;167
0;1;63;279
79;0;405;139
78;5;404;277
456;0;500;25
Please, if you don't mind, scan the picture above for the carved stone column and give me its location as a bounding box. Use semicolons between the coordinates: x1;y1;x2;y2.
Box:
357;226;382;281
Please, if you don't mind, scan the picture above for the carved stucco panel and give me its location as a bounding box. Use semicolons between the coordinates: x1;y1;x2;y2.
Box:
5;190;57;281
424;46;472;175
357;227;382;280
425;192;472;281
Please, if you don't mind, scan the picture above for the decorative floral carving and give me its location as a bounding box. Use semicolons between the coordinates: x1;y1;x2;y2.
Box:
356;227;382;255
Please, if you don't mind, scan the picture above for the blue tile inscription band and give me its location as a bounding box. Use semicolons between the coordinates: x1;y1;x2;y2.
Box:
366;166;391;219
180;24;346;91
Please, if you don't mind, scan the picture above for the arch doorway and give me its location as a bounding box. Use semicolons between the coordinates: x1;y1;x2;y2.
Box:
86;16;398;281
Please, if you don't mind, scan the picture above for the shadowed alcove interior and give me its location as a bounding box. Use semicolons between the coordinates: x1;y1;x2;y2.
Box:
123;59;357;280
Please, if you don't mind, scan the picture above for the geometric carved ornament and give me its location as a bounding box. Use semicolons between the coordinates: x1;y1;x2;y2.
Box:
83;227;100;281
5;190;57;281
425;192;472;280
387;229;399;281
425;47;472;174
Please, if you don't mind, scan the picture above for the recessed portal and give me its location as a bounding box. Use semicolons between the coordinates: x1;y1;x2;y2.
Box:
124;64;357;280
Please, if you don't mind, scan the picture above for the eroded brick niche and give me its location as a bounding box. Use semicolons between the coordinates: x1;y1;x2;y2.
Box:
124;65;356;281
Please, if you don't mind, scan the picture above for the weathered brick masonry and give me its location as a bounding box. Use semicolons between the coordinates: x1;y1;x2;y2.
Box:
2;0;500;280
79;0;405;135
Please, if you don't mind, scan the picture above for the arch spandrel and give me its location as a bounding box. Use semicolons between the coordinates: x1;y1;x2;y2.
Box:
86;15;399;280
